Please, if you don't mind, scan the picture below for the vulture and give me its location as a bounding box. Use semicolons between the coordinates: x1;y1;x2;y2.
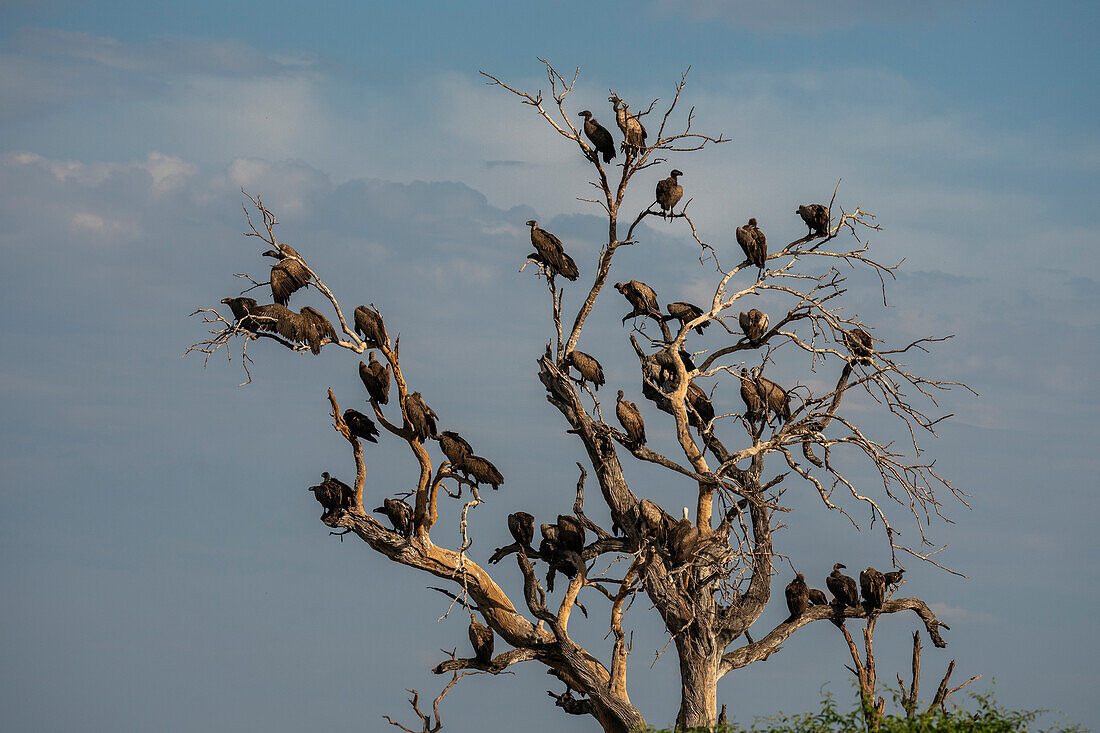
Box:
468;614;494;665
669;507;701;566
616;390;646;446
739;368;765;423
718;706;728;728
843;328;874;364
735;218;768;271
438;430;474;468
755;373;792;423
556;515;586;555
655;169;684;218
827;563;859;608
308;476;346;517
310;471;353;516
797;204;830;237
343;409;380;443
564;350;605;390
263;246;311;306
860;567;886;612
220;296;261;332
665;301;709;335
685;381;715;430
526;220;579;281
609;94;647;154
359;353;390;405
615;280;661;323
460;454;504;490
404;392;438;442
507;511;536;552
579;110;616;164
785;574;810;622
353;305;388;349
655;347;695;389
883;568;905;589
297;306;337;354
637;498;668;542
808;588;829;606
374;497;413;537
739;309;769;346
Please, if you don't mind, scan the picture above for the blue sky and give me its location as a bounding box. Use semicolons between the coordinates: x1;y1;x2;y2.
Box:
1;1;1097;731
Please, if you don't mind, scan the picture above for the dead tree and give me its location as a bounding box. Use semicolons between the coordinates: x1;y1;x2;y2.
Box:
190;61;973;732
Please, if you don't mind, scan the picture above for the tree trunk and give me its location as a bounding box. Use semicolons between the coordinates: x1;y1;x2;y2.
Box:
675;635;719;729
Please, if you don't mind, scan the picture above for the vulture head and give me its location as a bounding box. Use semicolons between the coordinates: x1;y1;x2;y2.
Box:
261;249;281;259
525;219;537;228
614;282;627;295
670;169;683;179
579;110;592;119
833;562;846;571
747;217;758;227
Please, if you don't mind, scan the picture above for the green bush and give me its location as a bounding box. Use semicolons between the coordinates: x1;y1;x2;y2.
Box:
642;690;1086;733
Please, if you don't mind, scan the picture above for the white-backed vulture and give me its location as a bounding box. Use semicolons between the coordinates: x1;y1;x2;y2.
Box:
374;497;413;537
739;308;769;345
508;511;535;550
735;217;768;270
860;567;886;611
359;353;391;405
808;588;829;606
220;296;261;332
556;515;585;555
656;169;684;218
298;306;337;354
609;94;647;153
263;246;311;306
526;220;579;281
669;507;701;566
827;563;859;607
739;368;765;423
666;301;709;335
616;390;646;446
353;305;387;349
615;280;660;323
843;327;874;364
785;573;810;622
579;110;616;163
343;409;379;443
438;430;473;467
468;615;494;664
755;372;792;422
565;350;605;390
797;203;830;237
685;381;715;431
404;392;438;442
883;569;905;589
460;454;504;490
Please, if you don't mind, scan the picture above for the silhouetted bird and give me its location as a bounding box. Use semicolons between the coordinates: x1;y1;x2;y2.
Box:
359;353;390;404
860;567;886;612
263;245;311;306
468;614;494;664
404;392;438;442
843;328;874;364
656;169;684;218
343;409;379;443
374;497;413;537
797;204;830;237
353;305;388;349
785;574;810;622
579;110;616;163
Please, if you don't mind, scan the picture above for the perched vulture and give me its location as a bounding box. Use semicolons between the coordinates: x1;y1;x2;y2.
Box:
685;381;715;430
556;515;586;555
668;507;701;566
666;301;709;335
343;409;379;443
220;296;261;332
638;498;667;542
460;454;504;490
860;567;887;611
540;522;561;549
507;511;535;551
353;305;388;349
468;615;494;664
755;373;792;422
609;94;647;153
438;430;474;467
308;473;348;517
739;309;769;346
313;471;354;515
827;563;859;607
526;220;580;281
298;306;337;354
616;391;646;446
579;110;616;164
655;347;695;389
735;218;768;271
785;574;810;622
615;280;661;323
718;706;728;728
739;368;765;423
843;328;874;364
883;569;905;589
655;169;684;218
247;302;295;335
359;353;390;405
564;349;605;390
374;497;413;537
808;588;829;606
797;204;830;237
263;246;311;306
404;392;438;442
